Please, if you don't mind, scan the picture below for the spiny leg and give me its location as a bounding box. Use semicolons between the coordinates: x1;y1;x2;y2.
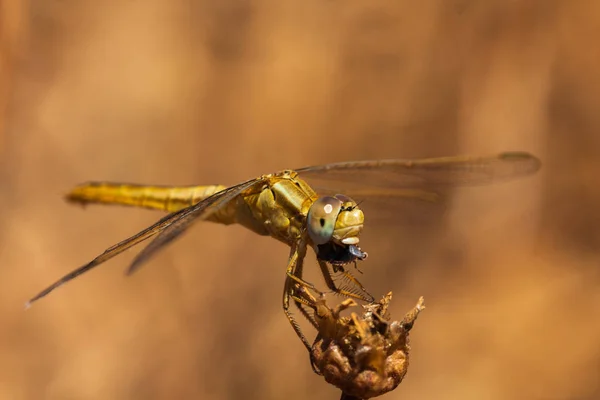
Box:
293;287;359;330
291;279;357;323
285;255;329;314
284;239;335;336
290;259;320;331
291;284;318;308
318;259;375;303
290;284;326;375
282;241;313;352
286;270;320;293
290;284;320;329
290;281;335;375
289;246;353;335
291;277;361;376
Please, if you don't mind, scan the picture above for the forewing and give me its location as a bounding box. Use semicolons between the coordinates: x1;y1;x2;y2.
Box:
296;151;541;193
298;152;541;287
297;151;541;223
26;178;259;306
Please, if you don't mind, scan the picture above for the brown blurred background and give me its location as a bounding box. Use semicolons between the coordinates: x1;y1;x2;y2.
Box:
1;1;599;399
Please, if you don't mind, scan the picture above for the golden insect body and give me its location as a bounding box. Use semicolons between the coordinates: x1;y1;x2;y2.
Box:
66;182;228;214
26;152;542;355
39;170;374;351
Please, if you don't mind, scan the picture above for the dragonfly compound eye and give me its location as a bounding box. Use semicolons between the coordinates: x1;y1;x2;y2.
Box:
307;196;343;245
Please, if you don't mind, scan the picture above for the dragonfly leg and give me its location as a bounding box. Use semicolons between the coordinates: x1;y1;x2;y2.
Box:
289;245;332;332
290;284;319;329
282;241;313;352
318;259;375;303
286;271;321;294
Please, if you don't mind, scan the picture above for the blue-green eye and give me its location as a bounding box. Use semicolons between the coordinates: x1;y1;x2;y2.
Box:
307;196;342;245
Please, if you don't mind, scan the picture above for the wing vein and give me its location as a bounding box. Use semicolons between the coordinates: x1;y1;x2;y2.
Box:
26;178;257;307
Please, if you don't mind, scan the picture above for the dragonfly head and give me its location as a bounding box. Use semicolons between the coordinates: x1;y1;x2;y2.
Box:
307;194;368;265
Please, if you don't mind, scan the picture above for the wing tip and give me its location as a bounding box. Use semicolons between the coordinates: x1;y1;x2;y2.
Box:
498;150;541;162
498;151;542;174
124;263;139;276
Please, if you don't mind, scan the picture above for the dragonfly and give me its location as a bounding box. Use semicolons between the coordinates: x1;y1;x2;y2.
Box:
26;151;541;352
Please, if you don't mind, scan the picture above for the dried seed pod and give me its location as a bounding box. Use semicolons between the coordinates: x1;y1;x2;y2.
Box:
307;292;425;400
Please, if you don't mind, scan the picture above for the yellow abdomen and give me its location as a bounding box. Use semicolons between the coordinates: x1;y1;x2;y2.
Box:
66;182;227;213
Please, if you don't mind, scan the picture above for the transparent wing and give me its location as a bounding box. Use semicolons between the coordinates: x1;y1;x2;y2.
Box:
296;151;541;222
26;178;260;306
297;151;541;288
124;178;260;275
296;151;540;192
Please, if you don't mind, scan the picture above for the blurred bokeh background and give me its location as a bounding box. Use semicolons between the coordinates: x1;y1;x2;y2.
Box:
1;1;599;399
